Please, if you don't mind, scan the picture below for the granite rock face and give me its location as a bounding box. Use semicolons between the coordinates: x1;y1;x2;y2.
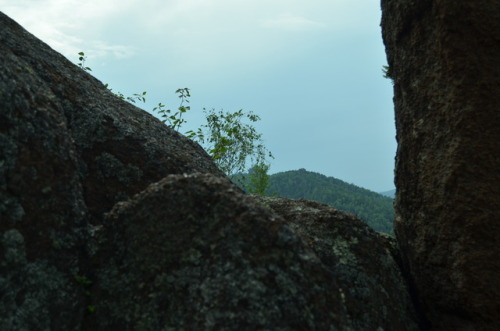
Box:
0;11;421;330
0;11;223;227
253;195;420;330
92;174;419;330
381;1;500;329
0;11;221;330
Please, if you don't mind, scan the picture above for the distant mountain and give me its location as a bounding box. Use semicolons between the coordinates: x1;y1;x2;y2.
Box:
265;169;394;234
379;189;396;198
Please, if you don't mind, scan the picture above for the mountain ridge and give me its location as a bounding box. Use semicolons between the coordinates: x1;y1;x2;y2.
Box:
261;169;394;233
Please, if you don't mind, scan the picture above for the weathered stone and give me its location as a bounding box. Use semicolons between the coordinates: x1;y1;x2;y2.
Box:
93;174;420;330
0;11;222;330
253;195;421;330
0;12;224;226
381;1;500;329
0;10;428;330
0;12;90;330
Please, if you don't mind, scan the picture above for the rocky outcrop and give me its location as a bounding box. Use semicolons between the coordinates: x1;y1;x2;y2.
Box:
0;11;221;330
381;1;500;329
90;175;418;330
253;195;419;329
0;11;421;330
0;11;223;227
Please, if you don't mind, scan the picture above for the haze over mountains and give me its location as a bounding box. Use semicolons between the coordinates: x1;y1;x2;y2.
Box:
379;189;396;198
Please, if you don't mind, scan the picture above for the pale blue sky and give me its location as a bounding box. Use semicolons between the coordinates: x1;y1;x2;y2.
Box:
1;0;395;192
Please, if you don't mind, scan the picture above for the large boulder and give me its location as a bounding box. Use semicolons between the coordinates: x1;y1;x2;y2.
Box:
0;11;420;330
91;174;419;330
0;11;223;225
381;1;500;329
0;11;221;330
253;195;420;329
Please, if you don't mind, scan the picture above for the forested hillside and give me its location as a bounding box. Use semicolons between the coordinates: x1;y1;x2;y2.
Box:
267;169;394;233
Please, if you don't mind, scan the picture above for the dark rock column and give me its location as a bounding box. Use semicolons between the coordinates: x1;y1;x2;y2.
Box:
381;1;500;329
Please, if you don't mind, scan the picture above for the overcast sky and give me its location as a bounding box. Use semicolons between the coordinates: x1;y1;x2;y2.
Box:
1;0;395;192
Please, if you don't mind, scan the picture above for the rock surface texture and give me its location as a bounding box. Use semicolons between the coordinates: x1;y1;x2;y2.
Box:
253;195;419;330
0;11;223;227
381;1;500;330
90;180;419;330
0;11;421;330
0;11;222;330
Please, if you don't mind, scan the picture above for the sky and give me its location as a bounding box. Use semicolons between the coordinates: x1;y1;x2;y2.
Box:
1;0;396;192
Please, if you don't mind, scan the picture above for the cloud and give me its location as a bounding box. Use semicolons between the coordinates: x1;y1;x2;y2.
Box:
0;0;136;59
85;42;136;60
261;13;325;31
0;0;380;74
